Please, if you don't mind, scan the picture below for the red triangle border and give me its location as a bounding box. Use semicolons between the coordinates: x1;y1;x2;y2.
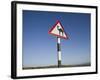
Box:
48;20;69;39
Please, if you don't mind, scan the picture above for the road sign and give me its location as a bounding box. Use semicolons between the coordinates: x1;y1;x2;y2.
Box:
48;20;69;67
48;20;68;39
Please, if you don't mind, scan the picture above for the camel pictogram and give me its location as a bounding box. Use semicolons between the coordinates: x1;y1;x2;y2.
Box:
57;25;64;36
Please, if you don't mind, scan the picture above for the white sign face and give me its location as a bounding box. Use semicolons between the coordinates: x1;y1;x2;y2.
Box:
49;21;68;39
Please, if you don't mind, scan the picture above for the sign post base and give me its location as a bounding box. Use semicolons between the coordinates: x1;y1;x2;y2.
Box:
58;60;61;68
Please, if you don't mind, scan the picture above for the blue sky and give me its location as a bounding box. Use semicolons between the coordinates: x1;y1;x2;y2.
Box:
22;10;91;67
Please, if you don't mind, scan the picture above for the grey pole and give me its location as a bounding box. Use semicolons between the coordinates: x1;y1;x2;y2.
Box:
57;37;61;67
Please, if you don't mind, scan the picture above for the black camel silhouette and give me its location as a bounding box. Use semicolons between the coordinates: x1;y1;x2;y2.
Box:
57;26;64;36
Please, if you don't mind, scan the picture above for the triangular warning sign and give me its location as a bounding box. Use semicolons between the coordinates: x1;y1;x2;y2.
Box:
48;20;68;39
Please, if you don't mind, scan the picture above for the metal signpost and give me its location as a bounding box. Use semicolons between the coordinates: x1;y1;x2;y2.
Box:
49;20;68;67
